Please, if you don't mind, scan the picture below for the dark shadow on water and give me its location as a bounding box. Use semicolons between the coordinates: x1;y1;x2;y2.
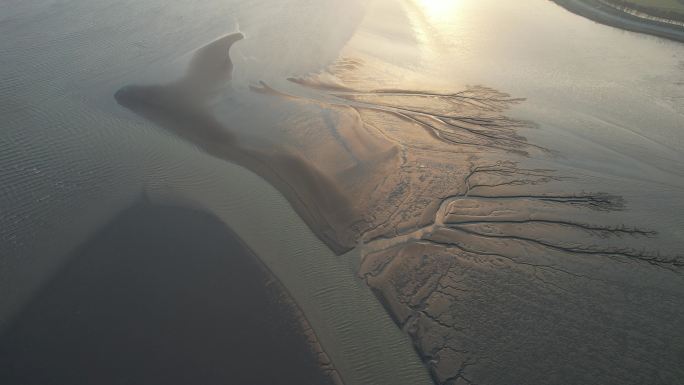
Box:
0;202;332;385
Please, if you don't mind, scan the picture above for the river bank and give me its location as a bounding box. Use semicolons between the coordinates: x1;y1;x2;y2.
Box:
551;0;684;42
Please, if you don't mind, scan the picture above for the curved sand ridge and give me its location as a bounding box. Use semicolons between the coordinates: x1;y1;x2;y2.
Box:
116;33;358;255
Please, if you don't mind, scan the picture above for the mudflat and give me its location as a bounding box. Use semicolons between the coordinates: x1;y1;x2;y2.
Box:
2;1;683;384
114;5;684;383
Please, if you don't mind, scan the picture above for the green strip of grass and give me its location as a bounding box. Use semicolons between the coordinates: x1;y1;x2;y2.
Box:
623;0;684;13
605;0;684;21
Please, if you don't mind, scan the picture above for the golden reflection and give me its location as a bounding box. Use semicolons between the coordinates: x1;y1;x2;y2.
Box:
416;0;464;23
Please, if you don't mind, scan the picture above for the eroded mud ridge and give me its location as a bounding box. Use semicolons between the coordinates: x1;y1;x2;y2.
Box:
257;58;679;267
116;35;684;385
252;63;550;248
257;59;684;385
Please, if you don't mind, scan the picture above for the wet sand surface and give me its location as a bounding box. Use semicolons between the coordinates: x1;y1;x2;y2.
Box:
0;203;334;385
115;34;358;254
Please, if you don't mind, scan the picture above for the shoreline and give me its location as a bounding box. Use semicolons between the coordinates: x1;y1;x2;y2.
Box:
220;204;345;385
551;0;684;42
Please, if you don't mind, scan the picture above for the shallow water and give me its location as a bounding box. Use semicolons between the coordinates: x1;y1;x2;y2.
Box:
0;204;334;385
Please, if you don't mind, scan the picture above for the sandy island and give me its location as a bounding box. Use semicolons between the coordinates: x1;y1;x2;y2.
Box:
115;24;684;385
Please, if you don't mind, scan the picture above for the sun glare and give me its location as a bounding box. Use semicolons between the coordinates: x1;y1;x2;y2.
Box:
417;0;463;22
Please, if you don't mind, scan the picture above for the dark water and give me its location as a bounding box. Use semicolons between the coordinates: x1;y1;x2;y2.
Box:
0;203;331;385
